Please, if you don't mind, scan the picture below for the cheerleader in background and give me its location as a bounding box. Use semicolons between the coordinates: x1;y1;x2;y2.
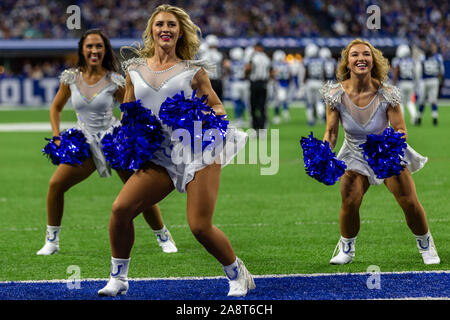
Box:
38;29;177;256
321;39;439;265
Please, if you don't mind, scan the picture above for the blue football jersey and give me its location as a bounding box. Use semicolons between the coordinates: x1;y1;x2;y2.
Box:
392;57;415;81
303;57;325;81
421;54;444;79
272;61;291;87
229;60;246;81
323;59;337;81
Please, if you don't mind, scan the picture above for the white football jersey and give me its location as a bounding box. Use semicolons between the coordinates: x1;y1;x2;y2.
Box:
203;48;223;80
303;57;324;81
392;57;415;81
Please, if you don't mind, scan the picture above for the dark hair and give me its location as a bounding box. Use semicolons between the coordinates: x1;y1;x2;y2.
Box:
77;29;120;72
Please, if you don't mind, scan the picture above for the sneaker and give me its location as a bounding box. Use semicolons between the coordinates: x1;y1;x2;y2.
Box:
156;229;178;253
330;236;356;265
416;234;440;265
227;258;256;297
98;277;129;296
36;242;59;255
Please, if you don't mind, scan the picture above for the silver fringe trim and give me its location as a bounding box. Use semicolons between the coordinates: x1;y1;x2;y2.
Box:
320;81;344;109
121;57;146;72
59;68;77;85
380;81;402;107
110;72;126;88
185;59;216;73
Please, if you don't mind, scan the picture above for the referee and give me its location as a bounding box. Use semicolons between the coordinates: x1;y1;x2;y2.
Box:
245;42;271;132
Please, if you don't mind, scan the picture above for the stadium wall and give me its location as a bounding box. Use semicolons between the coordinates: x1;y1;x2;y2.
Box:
1;38;449;107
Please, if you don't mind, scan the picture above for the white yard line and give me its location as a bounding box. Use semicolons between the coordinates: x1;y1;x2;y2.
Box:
0;122;77;132
2;218;448;232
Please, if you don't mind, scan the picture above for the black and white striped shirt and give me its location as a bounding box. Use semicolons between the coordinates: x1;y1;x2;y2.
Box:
248;51;271;81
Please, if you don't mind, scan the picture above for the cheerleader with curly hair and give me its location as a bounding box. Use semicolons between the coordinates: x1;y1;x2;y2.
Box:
320;39;440;265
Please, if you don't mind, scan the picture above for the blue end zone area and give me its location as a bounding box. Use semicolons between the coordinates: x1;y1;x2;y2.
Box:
0;272;449;300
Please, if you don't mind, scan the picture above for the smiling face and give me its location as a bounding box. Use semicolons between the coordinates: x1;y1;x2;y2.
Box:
152;11;182;50
347;43;373;77
82;34;105;68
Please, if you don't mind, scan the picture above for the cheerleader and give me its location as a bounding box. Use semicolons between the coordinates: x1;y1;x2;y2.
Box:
38;29;177;256
98;5;254;297
320;39;440;265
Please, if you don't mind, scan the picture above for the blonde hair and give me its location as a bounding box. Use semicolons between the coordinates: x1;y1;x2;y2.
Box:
121;4;201;60
336;38;390;82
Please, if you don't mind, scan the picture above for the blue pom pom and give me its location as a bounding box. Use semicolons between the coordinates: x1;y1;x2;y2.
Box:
300;132;347;185
106;100;164;171
159;90;229;151
359;127;408;179
101;126;129;171
42;128;90;165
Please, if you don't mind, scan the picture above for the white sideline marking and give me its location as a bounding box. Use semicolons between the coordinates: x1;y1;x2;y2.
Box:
0;122;77;132
1;270;449;284
3;218;448;232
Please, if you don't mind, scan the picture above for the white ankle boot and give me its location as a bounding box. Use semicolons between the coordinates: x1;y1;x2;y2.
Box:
36;226;60;255
415;232;440;265
98;257;130;296
154;228;178;253
330;236;356;265
36;241;59;255
98;277;129;296
225;258;256;297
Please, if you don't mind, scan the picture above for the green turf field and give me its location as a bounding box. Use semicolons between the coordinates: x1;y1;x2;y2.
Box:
0;104;448;282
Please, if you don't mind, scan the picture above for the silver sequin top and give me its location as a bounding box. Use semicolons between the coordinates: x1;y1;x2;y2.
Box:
60;68;125;135
320;81;401;139
320;81;426;185
122;57;213;115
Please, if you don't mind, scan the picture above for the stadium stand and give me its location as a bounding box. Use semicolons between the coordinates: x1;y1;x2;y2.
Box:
0;0;448;103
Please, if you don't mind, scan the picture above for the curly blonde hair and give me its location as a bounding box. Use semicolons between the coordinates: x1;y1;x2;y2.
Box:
121;4;201;60
336;38;390;82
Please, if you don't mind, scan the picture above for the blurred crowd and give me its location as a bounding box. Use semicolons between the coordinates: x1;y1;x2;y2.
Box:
0;0;448;78
1;0;447;43
311;0;449;58
0;0;321;39
0;58;69;79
